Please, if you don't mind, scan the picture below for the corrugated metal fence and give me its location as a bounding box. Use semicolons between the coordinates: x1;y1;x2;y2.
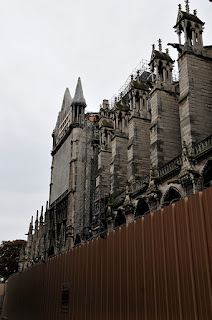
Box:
2;187;212;319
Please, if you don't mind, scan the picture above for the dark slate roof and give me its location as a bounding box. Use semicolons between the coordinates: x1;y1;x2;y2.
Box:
132;80;149;91
175;10;204;27
115;101;130;111
152;50;174;62
102;119;114;128
54;88;72;137
140;71;151;81
62;88;72;115
71;77;86;107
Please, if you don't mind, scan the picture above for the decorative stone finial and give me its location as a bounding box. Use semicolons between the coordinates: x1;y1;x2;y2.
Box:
178;4;182;11
29;216;33;233
152;44;155;50
185;0;190;13
166;48;169;54
131;74;133;81
158;39;162;52
193;9;197;16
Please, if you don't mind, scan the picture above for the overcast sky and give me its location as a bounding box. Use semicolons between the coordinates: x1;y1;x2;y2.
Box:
0;0;211;242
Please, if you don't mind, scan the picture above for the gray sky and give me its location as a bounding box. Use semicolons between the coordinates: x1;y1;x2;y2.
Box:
0;0;211;242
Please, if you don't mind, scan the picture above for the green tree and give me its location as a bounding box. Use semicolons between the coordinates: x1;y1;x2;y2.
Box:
0;240;26;282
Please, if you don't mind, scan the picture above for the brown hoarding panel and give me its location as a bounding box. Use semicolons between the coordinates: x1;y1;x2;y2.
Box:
187;192;212;319
1;187;212;319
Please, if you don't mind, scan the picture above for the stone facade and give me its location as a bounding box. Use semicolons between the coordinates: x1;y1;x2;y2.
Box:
19;2;212;270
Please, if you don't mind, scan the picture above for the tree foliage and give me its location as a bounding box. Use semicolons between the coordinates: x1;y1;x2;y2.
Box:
0;240;26;282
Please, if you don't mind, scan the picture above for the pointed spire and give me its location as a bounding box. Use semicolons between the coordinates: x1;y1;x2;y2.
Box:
40;206;43;224
35;210;39;231
71;77;86;107
28;216;33;235
185;0;189;13
158;39;162;52
44;201;48;223
62;88;72;115
46;201;48;212
64;88;72;104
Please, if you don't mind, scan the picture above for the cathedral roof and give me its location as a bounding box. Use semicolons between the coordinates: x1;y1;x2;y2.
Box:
53;88;72;139
151;50;174;63
115;101;130;112
71;77;86;107
102;119;114;128
131;80;149;91
61;88;72;118
62;88;72;112
174;10;204;28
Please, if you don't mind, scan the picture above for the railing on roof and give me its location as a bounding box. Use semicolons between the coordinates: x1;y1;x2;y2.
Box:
108;58;179;109
191;134;212;157
131;174;150;194
158;154;182;178
109;59;150;109
58;112;70;140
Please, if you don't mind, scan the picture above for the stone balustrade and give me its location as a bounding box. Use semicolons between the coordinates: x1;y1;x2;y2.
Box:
192;134;212;157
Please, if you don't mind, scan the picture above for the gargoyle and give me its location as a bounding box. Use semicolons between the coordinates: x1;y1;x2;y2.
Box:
168;43;184;54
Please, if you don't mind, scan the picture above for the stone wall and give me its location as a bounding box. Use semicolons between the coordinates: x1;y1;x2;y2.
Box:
128;116;150;181
50;134;72;204
179;52;212;147
150;87;181;167
97;148;111;195
110;134;128;195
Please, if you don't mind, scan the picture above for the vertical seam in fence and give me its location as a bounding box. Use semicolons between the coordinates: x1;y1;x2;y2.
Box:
161;209;169;320
142;217;147;320
199;191;212;315
184;198;198;320
172;203;183;320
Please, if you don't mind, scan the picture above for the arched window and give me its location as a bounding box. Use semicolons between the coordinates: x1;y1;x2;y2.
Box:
48;245;54;257
114;209;126;228
135;91;140;110
74;234;81;246
203;161;212;188
158;60;164;81
162;188;181;207
186;21;193;45
135;199;149;217
118;112;122;129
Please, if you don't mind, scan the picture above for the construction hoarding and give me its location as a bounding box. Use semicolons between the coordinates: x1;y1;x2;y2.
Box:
2;187;212;319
